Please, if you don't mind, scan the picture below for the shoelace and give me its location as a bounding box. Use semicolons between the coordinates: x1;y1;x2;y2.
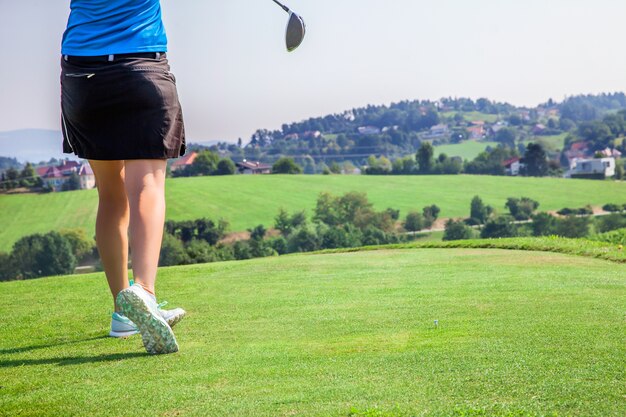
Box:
157;301;168;310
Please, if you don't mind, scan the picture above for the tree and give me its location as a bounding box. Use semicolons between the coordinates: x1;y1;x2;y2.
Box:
495;127;517;148
470;196;489;225
10;232;76;279
19;163;37;188
422;205;440;228
480;217;518;239
191;150;220;176
62;172;81;191
416;142;434;174
505;197;540;220
521;143;548;177
443;219;474;241
404;211;424;232
272;157;302;174
531;212;557;236
159;233;188;266
59;229;94;262
215;159;236;176
555;216;590;238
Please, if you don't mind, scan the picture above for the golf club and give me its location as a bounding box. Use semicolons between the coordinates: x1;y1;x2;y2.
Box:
271;0;306;52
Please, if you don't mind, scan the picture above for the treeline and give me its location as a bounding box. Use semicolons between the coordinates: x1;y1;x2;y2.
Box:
158;192;440;266
365;142;567;177
442;196;626;241
4;191;626;281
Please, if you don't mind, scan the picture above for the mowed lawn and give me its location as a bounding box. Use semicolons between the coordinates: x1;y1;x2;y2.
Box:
434;140;499;160
0;248;624;416
1;175;626;252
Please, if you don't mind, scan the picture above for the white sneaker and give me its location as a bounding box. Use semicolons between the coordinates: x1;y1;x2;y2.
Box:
109;302;186;338
116;284;179;354
110;312;139;338
156;301;186;328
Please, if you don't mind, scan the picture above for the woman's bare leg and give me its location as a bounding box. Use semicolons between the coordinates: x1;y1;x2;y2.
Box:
88;160;130;311
124;159;167;296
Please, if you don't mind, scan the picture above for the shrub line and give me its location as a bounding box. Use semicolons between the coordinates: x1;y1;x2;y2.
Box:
310;237;626;264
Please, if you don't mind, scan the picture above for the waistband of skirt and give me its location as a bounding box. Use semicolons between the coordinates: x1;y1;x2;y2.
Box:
63;52;166;64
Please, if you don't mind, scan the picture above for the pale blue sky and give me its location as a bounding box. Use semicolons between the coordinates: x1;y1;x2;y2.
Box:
1;0;625;142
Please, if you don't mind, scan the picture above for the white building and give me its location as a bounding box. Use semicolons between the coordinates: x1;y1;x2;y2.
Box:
567;157;615;179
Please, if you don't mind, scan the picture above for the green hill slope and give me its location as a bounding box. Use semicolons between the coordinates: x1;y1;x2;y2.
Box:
1;247;624;416
1;175;625;252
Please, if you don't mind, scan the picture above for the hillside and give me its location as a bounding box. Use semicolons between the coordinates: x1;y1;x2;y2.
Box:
1;175;625;252
1;246;624;416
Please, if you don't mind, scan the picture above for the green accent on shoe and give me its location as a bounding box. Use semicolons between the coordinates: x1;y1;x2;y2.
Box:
116;285;178;355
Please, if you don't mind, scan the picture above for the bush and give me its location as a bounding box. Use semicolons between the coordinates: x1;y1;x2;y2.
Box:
481;217;519;239
555;216;590;238
320;224;363;249
404;211;424;232
159;233;188;266
272;157;302;174
595;213;626;234
557;206;593;216
287;226;321;253
505;197;540;220
531;212;558;236
603;203;624;213
0;252;14;281
443;220;474;241
59;229;95;262
269;236;289;255
593;228;626;245
215;159;236;176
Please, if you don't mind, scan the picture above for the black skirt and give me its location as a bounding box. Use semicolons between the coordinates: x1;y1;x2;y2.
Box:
60;55;186;160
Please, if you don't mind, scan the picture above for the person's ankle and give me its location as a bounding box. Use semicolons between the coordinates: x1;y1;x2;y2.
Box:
135;282;156;298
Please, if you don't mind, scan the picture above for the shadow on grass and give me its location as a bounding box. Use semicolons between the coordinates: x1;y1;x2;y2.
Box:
0;351;150;368
0;335;109;355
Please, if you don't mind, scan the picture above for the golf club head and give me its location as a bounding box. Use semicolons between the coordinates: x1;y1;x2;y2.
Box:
286;12;306;52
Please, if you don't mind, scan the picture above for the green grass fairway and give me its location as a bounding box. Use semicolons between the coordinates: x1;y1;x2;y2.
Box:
1;175;626;252
434;140;499;160
1;248;624;416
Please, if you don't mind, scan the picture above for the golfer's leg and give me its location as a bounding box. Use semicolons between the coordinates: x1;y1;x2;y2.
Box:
88;160;130;311
124;159;167;295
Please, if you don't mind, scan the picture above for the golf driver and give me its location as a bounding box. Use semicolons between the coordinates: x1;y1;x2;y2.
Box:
271;0;306;52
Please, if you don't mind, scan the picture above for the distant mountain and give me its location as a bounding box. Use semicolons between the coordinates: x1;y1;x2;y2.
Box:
0;129;223;163
0;129;78;163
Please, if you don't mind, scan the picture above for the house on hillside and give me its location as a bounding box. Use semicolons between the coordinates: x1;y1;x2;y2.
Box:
170;152;197;173
503;157;523;176
358;126;381;135
38;160;95;191
78;164;95;189
598;147;622;159
467;125;485;140
567;157;615;179
236;160;272;175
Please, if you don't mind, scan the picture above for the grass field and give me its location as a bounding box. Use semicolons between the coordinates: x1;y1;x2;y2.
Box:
522;133;568;152
1;246;624;416
434;140;499;160
1;175;625;252
441;111;501;123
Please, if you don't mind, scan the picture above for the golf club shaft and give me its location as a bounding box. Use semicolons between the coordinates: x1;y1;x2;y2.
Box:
272;0;291;14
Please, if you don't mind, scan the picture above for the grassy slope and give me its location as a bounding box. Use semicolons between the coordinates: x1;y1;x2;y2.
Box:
434;140;499;160
1;175;626;252
1;248;624;416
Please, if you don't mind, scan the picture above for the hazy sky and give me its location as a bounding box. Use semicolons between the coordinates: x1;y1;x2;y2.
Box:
1;0;625;142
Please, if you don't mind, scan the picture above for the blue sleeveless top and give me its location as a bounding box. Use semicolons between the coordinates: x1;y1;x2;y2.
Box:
61;0;167;56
